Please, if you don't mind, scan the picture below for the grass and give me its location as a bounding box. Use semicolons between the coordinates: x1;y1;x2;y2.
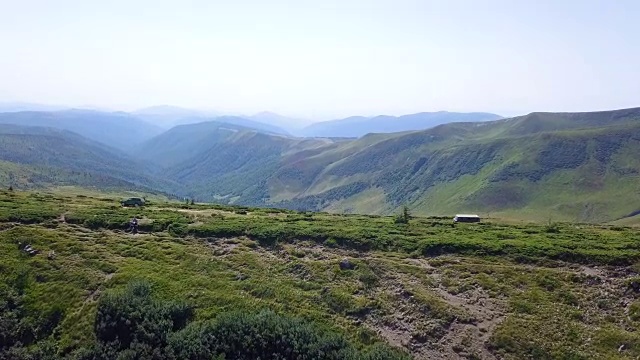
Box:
2;188;640;359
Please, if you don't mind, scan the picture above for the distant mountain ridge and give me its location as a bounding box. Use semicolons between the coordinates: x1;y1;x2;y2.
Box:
249;111;308;132
132;105;220;129
0;102;69;113
0;110;165;151
0;104;502;139
299;111;503;138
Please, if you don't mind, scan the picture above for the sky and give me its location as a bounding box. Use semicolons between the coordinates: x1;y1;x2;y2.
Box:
0;0;639;121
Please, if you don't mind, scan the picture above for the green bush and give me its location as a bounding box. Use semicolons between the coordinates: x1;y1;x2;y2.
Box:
168;309;408;360
167;222;188;237
79;280;407;360
93;280;193;353
0;279;64;356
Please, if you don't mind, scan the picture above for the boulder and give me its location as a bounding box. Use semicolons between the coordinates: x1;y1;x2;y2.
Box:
339;258;355;270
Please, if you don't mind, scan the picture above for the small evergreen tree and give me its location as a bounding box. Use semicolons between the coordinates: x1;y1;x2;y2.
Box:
394;205;411;224
190;198;195;205
8;185;13;191
403;205;410;222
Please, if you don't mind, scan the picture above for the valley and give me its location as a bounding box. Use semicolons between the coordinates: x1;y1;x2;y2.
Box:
1;107;639;359
0;107;639;223
3;2;638;359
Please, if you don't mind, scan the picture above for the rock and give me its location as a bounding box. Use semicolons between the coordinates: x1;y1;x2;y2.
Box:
400;289;414;299
411;333;428;344
339;258;355;270
235;273;248;281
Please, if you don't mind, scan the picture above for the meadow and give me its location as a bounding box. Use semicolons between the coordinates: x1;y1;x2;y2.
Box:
2;188;640;359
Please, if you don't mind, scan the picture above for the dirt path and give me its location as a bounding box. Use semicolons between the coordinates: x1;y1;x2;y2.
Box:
84;273;115;304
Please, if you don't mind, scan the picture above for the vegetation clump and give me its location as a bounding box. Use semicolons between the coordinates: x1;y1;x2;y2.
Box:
79;280;407;360
394;205;411;224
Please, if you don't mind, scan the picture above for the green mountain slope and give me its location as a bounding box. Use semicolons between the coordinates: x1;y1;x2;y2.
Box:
3;107;639;223
0;125;177;194
132;121;248;167
277;110;640;222
135;107;640;222
165;131;336;203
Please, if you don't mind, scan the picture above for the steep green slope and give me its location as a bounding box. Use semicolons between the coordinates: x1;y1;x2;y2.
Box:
165;131;333;204
141;107;640;222
132;121;248;167
0;125;177;194
282;115;640;222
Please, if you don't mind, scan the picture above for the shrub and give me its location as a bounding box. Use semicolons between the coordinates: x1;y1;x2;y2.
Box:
169;310;354;359
93;280;193;354
80;280;407;360
167;222;188;237
629;301;640;322
169;309;409;359
324;237;339;247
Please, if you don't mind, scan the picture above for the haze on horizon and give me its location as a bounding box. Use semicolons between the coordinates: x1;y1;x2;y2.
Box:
1;0;639;122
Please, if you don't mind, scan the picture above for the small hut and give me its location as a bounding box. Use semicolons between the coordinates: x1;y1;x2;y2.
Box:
453;214;481;223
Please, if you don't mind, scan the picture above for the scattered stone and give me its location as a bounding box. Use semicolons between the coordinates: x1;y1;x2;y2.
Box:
411;333;428;344
235;273;248;281
627;281;640;293
18;242;39;256
339;258;355;270
400;289;414;299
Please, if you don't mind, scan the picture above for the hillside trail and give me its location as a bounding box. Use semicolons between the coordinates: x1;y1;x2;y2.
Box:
363;260;505;360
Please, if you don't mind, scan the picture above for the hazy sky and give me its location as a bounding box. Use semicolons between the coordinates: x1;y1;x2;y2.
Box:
1;0;639;120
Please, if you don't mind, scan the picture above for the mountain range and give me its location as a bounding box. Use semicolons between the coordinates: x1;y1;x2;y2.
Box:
298;111;503;138
0;106;638;223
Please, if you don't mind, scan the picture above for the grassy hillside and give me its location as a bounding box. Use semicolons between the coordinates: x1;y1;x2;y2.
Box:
0;125;178;196
288;108;640;222
2;189;640;359
611;214;640;227
165;132;332;204
131;121;249;168
140;107;640;223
